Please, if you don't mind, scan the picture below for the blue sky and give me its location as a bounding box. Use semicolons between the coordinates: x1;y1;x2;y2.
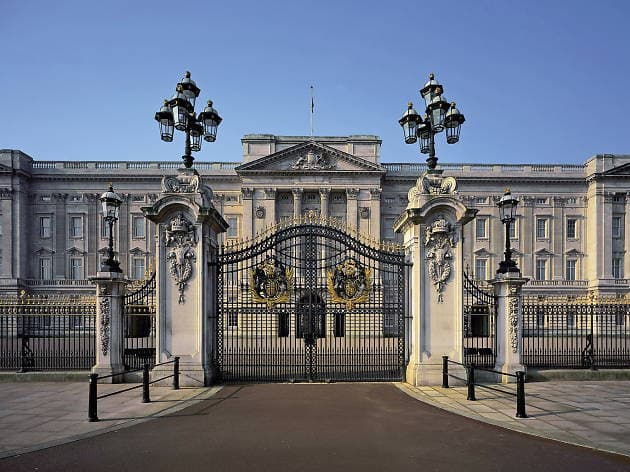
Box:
1;0;628;165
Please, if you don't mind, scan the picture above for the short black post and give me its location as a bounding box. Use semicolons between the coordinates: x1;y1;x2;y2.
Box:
467;363;476;401
515;371;528;418
88;373;99;422
173;357;180;390
142;363;151;403
442;356;449;388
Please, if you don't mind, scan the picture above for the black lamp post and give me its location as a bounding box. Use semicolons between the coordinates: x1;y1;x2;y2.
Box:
155;71;222;169
100;184;123;273
497;189;520;274
399;74;465;170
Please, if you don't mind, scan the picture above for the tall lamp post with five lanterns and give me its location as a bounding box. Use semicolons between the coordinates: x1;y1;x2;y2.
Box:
399;74;465;170
155;71;222;169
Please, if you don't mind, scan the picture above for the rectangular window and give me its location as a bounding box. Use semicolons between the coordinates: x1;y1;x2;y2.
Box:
70;216;83;238
536;218;547;239
536;259;547;280
612;216;622;238
132;216;146;238
566;259;576;281
474;259;487;281
131;257;145;280
101;216;111;238
508;219;516;239
39;258;52;279
475;218;487;239
226;216;239;238
613;258;623;279
536;198;547;204
70;258;83;280
40;216;52;238
567;219;577;239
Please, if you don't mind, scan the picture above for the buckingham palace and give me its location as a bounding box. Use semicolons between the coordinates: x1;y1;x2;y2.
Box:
1;133;629;296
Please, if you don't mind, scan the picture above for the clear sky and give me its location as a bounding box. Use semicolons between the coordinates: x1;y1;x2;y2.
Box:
1;0;628;165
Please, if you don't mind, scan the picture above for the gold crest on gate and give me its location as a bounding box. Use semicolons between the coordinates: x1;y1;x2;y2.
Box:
327;257;372;310
249;257;293;309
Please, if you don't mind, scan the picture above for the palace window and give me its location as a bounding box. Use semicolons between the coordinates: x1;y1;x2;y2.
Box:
40;216;52;238
69;216;83;238
508;219;517;239
70;258;83;279
132;215;146;239
536;259;547;280
565;259;576;281
226;216;239;238
613;257;623;279
536;198;547;204
474;258;487;281
567;219;577;239
39;258;52;280
536;218;548;239
567;197;577;204
612;217;622;238
475;218;487;239
131;257;145;280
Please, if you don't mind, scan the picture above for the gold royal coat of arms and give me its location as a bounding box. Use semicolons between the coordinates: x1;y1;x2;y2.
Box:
249;257;293;309
327;257;372;310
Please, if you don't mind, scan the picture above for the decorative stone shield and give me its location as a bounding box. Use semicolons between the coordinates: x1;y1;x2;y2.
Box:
327;257;372;310
249;257;293;309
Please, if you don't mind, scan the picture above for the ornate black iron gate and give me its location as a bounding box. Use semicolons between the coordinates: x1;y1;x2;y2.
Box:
463;271;497;368
216;218;408;382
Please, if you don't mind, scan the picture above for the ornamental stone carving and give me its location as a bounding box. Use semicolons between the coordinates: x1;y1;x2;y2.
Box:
425;215;456;302
264;188;277;199
359;207;370;219
291;149;334;170
255;206;265;219
346;188;360;199
507;285;519;353
241;187;254;199
369;188;382;200
99;296;111;356
162;173;201;193
165;213;197;304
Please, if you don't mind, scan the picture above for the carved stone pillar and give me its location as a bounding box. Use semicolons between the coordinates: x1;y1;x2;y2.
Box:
394;170;477;386
90;272;127;381
86;193;99;276
292;188;303;218
369;188;382;241
319;188;330;218
489;273;528;382
143;169;228;386
264;188;277;226
242;187;254;240
346;188;359;229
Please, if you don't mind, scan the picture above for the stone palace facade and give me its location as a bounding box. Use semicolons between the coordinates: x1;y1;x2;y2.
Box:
1;134;629;295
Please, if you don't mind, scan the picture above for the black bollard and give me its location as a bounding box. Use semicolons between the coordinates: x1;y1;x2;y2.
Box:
142;363;151;403
173;357;180;390
467;363;476;401
442;356;449;388
516;371;528;418
88;373;99;422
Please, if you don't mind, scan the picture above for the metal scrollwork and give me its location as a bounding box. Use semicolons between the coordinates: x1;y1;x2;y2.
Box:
165;213;197;304
425;215;456;302
327;257;372;310
249;257;293;309
99;297;111;356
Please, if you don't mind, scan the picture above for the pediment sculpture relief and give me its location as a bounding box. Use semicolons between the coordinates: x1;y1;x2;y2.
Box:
291;149;335;170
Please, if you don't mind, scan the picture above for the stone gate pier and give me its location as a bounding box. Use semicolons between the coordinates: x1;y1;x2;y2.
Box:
395;170;477;386
142;168;227;386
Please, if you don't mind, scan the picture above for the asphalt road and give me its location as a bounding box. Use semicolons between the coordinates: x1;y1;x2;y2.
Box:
1;383;629;472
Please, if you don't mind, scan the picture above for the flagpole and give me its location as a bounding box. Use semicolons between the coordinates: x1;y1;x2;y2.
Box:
310;85;314;137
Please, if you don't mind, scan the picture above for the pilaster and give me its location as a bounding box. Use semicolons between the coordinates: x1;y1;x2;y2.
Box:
53;193;67;278
292;188;303;218
346;188;359;229
319;188;330;218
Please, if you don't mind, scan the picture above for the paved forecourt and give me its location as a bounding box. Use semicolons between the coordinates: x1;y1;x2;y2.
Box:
1;383;628;472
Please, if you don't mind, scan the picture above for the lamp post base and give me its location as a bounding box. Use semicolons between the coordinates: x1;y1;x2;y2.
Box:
100;260;122;273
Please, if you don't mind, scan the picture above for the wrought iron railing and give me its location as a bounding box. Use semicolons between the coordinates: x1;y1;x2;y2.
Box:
123;273;156;370
522;295;630;368
0;293;96;371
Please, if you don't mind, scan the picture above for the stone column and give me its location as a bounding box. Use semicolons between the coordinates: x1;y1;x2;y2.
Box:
489;273;528;383
319;188;330;218
143;169;227;386
264;188;277;226
0;192;13;278
53;193;67;278
394;171;477;386
346;188;359;229
369;188;382;241
292;188;303;218
90;272;127;381
86;193;99;276
242;187;254;240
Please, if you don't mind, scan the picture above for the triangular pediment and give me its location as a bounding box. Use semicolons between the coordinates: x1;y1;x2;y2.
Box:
236;141;385;174
535;248;554;256
34;247;55;255
565;248;583;256
129;247;148;256
602;163;630;177
473;248;493;256
67;246;86;256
